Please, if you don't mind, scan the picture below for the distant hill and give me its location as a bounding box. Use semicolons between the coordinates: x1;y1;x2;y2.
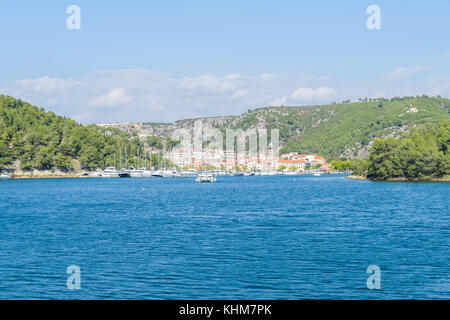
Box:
102;96;450;160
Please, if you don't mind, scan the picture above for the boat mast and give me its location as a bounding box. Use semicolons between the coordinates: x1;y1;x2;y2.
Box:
151;149;153;169
144;147;146;169
202;130;205;173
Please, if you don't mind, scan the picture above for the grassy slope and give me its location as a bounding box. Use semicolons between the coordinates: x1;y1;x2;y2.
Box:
223;97;450;159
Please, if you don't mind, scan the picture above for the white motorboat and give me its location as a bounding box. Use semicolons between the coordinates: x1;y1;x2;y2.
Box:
122;166;142;178
161;170;174;178
215;170;229;176
196;173;216;183
195;131;216;183
260;171;278;176
0;173;11;179
118;169;131;178
152;170;163;177
313;172;322;176
90;172;103;177
172;171;182;178
102;167;119;178
129;169;144;178
141;170;154;178
179;169;198;178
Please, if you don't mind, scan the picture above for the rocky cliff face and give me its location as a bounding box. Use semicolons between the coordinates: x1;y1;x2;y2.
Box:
98;115;238;139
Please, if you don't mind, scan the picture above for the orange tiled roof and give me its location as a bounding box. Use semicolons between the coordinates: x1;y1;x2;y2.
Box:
279;159;306;164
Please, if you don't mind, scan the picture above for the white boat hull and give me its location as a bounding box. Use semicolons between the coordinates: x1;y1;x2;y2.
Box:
196;174;216;183
102;173;119;178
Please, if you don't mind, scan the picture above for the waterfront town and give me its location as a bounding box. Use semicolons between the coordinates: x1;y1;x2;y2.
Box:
96;122;331;173
168;148;331;173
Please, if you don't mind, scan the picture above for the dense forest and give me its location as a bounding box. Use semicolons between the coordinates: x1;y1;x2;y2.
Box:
0;95;171;171
366;121;449;180
331;121;449;180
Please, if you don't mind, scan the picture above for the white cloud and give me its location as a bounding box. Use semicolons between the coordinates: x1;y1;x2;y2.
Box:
231;89;248;99
14;76;75;93
387;65;430;80
427;76;450;96
260;73;276;81
224;73;245;80
270;96;287;106
437;52;450;59
89;87;133;107
1;67;446;123
290;86;336;101
178;74;243;94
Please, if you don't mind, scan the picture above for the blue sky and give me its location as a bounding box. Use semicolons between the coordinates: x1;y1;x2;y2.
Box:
1;0;449;122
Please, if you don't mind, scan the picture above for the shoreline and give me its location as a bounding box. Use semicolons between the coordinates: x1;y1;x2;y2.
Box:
8;170;98;179
5;172;449;181
11;175;91;179
347;175;450;182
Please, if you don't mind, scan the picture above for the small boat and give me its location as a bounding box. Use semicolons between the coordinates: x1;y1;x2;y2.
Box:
141;170;154;178
313;172;322;176
129;169;144;178
172;171;182;178
89;172;103;177
122;166;144;178
102;167;119;178
196;173;216;183
180;169;198;178
260;171;278;176
152;170;163;178
118;170;131;178
216;170;229;176
195;131;216;183
1;173;11;179
161;170;174;178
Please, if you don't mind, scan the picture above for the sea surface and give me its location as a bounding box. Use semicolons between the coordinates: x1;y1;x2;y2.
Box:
0;175;448;299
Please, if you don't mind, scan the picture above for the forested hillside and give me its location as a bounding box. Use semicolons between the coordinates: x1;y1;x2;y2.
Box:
0;95;146;171
230;96;450;159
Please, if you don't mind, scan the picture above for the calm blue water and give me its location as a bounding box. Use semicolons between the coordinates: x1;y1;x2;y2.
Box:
0;175;448;299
